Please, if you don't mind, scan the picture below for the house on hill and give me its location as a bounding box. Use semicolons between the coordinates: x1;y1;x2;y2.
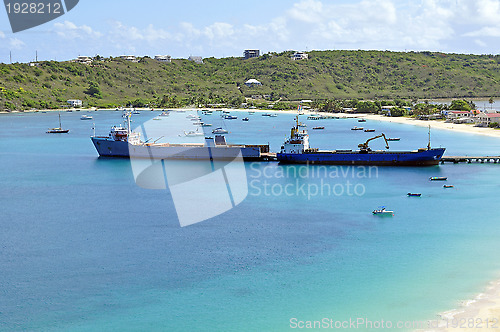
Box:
244;50;260;59
119;55;138;62
291;52;308;60
67;99;82;107
72;56;93;65
244;79;262;87
155;55;171;63
188;56;203;64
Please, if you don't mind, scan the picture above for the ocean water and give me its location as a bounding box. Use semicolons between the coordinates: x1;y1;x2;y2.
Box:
1;110;500;331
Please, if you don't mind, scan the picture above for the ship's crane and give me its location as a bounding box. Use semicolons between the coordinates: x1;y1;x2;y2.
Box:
358;133;390;152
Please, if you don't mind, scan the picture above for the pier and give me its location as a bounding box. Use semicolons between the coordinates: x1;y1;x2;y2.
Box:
441;156;500;164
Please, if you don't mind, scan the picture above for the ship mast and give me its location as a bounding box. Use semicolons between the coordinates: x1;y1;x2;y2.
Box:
427;125;431;150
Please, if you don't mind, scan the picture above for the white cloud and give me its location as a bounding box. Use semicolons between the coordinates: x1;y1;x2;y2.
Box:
464;26;500;37
203;22;234;40
53;20;102;39
9;38;25;50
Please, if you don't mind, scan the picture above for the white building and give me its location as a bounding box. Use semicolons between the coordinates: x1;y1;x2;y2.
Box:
291;51;308;61
67;99;83;107
244;79;262;87
447;110;472;120
155;55;171;63
72;56;93;65
475;112;500;127
119;55;138;62
188;56;203;64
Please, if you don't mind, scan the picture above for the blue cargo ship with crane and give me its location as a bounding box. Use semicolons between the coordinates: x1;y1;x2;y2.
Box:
277;116;445;166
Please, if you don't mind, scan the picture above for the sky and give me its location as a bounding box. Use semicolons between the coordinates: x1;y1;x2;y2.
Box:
1;0;500;63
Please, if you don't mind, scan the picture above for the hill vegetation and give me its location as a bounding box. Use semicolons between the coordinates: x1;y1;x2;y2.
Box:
0;50;499;111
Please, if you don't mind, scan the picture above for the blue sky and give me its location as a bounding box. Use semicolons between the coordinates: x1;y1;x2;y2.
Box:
1;0;500;63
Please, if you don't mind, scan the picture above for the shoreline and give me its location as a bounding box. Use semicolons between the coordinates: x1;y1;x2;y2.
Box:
4;107;500;139
417;278;500;332
358;113;500;139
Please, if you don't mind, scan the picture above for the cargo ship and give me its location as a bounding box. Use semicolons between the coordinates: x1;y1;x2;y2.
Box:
277;117;445;166
91;113;269;160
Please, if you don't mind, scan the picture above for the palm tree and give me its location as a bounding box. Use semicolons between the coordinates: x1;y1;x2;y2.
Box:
489;97;495;110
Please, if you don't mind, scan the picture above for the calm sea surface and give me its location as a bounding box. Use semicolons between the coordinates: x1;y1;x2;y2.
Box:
1;110;500;331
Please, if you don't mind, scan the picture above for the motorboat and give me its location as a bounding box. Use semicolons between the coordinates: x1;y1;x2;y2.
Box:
212;127;228;134
430;177;447;181
372;207;394;216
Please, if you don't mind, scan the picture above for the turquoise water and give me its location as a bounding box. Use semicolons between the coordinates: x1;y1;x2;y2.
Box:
1;110;500;331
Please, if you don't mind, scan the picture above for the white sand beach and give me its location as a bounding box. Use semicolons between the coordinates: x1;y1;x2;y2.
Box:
417;279;500;332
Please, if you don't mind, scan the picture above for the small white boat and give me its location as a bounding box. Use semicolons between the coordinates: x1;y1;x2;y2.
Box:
159;112;169;117
212;127;228;134
430;176;447;181
242;117;249;121
372;207;394;216
184;130;204;137
269;114;278;117
201;123;212;127
132;110;140;114
223;115;237;120
80;114;93;120
351;126;364;131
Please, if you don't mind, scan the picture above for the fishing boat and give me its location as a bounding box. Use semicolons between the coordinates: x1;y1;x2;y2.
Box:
364;129;375;132
80;114;93;120
242;117;249;121
312;127;324;130
212;127;228;134
358;119;367;122
201;123;212;127
407;193;422;197
387;138;401;141
47;112;69;133
277;116;446;166
351;126;364;130
430;177;447;181
443;185;454;188
372;207;394;216
262;113;272;117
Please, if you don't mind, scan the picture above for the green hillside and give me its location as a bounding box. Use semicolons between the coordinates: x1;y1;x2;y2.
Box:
0;50;499;111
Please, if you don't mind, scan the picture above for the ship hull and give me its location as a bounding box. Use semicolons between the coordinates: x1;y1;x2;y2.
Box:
91;137;130;157
91;137;262;160
277;148;445;166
